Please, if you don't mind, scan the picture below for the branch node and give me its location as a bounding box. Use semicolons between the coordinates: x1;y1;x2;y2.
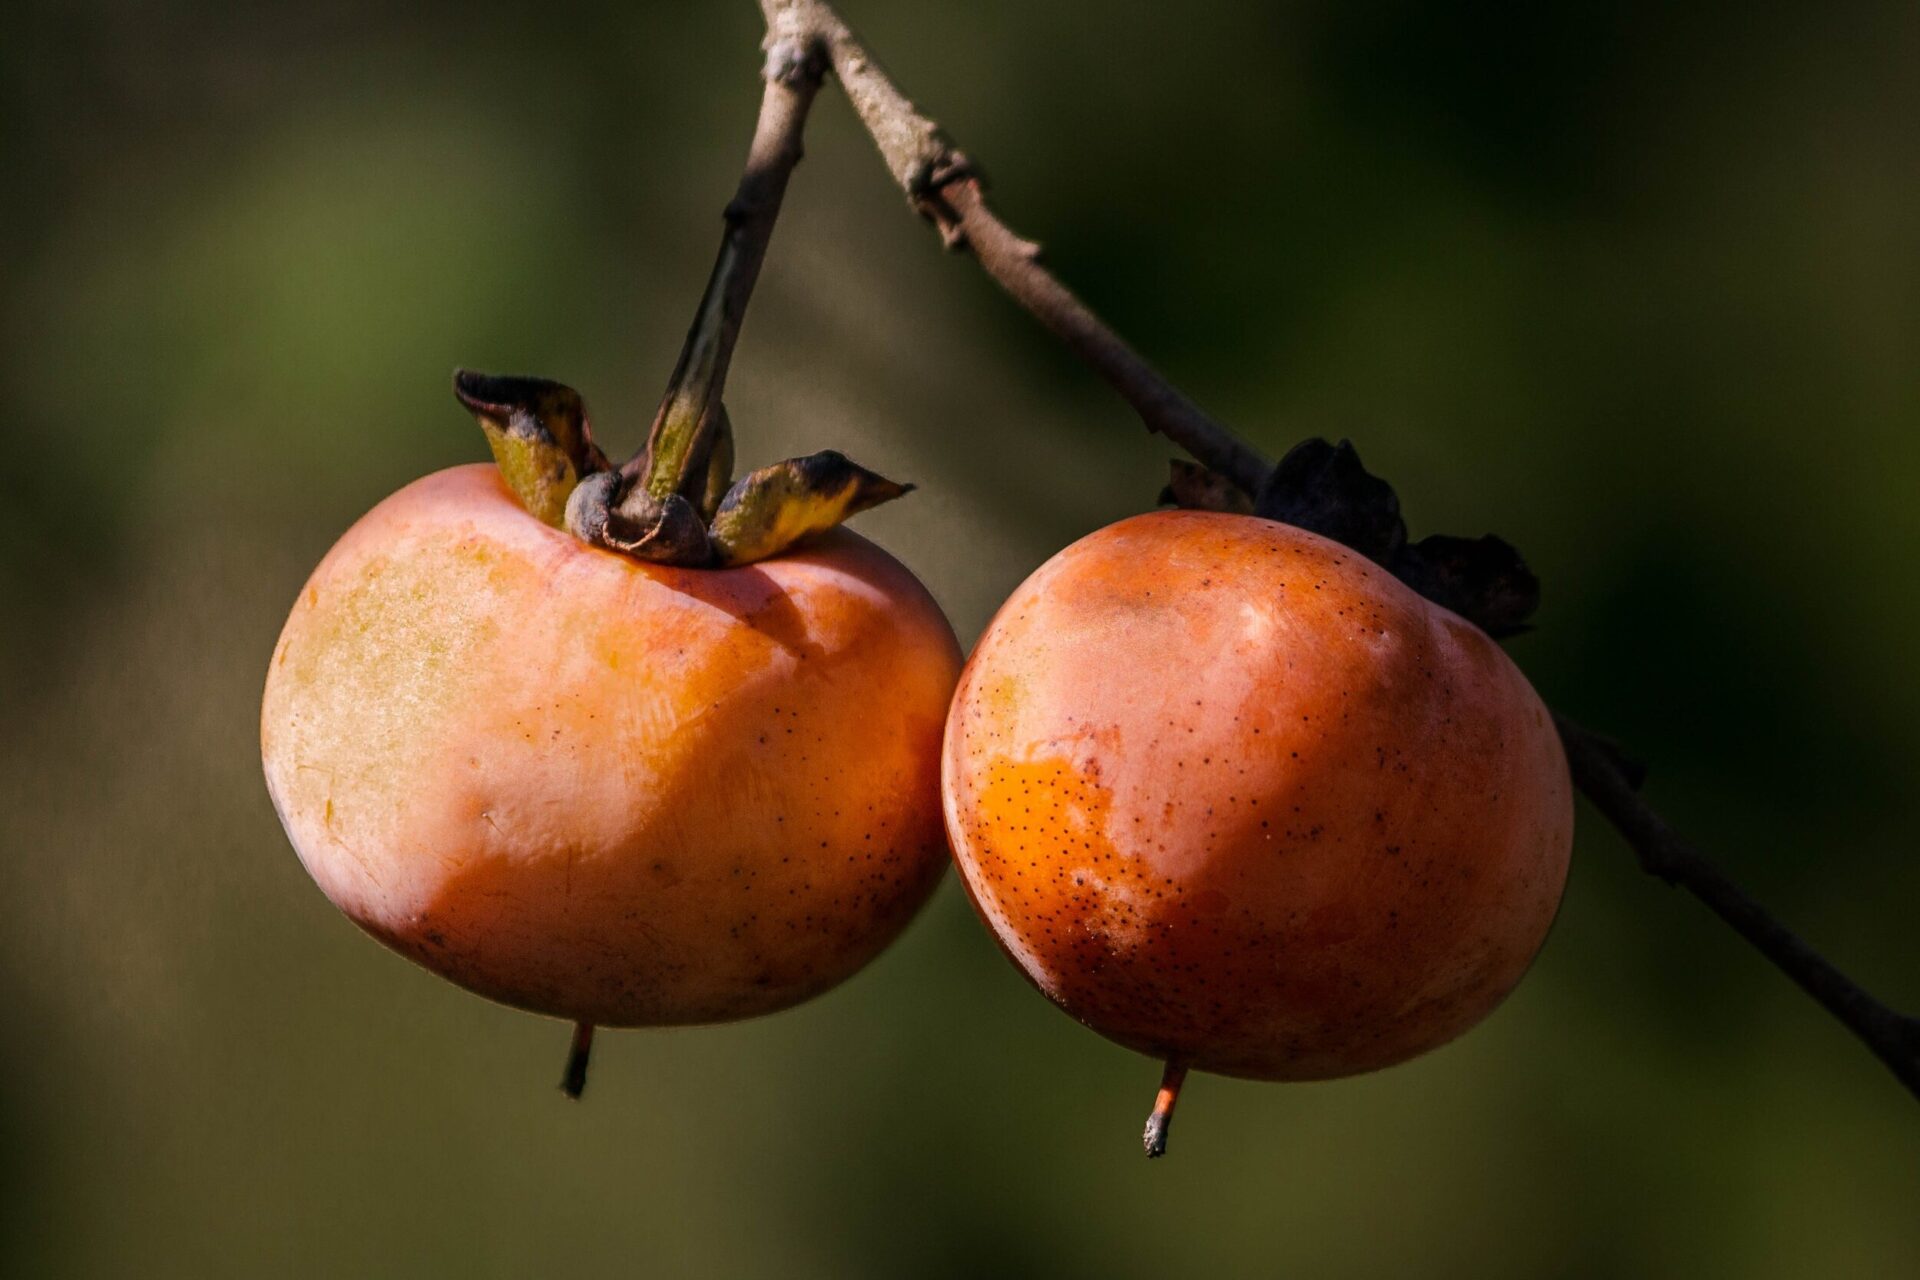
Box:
911;150;976;197
907;154;980;249
764;33;825;89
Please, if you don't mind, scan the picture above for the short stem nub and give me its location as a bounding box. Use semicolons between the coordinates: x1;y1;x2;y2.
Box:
1142;1058;1188;1159
561;1021;595;1100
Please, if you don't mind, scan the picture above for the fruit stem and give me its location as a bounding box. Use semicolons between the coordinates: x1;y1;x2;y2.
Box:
561;1020;595;1100
622;32;827;509
1142;1057;1188;1158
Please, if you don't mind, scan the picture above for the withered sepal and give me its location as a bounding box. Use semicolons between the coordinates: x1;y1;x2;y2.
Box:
709;450;912;568
453;370;609;528
1161;459;1253;514
1225;435;1541;639
566;471;715;565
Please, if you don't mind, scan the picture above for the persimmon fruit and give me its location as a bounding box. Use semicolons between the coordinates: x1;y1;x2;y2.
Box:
262;462;960;1081
941;509;1573;1154
262;62;952;1094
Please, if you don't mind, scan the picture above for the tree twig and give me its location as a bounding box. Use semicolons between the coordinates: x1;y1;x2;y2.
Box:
618;22;827;493
757;0;1272;499
698;30;825;418
748;0;1920;1102
1556;715;1920;1098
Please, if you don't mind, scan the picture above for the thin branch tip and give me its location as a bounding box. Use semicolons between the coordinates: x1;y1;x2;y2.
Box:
1558;713;1918;1102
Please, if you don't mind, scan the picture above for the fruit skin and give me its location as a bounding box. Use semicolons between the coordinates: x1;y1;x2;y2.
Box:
941;509;1572;1080
262;463;961;1027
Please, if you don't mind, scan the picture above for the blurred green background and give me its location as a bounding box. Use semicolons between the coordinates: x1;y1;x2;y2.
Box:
4;1;1918;1275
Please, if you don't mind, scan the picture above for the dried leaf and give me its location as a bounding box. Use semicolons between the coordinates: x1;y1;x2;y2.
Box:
1172;432;1543;639
1254;438;1407;565
1390;534;1540;638
1160;459;1253;513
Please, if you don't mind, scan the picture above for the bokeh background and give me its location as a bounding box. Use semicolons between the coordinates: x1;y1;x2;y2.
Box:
5;1;1918;1274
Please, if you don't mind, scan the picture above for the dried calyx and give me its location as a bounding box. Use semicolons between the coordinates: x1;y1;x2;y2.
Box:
451;368;910;570
1161;439;1540;639
453;373;609;530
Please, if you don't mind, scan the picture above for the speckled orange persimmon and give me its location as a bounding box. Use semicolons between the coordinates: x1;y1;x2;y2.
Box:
941;509;1572;1080
262;463;961;1026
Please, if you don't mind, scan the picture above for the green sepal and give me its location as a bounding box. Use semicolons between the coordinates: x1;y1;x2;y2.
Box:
453;369;609;528
708;450;912;567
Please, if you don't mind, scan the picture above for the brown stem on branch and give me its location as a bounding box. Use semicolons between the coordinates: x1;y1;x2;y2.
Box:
1555;716;1920;1100
621;27;827;499
755;0;1271;499
924;176;1272;499
746;0;1919;1105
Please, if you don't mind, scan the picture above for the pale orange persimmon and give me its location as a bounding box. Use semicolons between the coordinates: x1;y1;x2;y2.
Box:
942;510;1572;1100
262;463;960;1028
